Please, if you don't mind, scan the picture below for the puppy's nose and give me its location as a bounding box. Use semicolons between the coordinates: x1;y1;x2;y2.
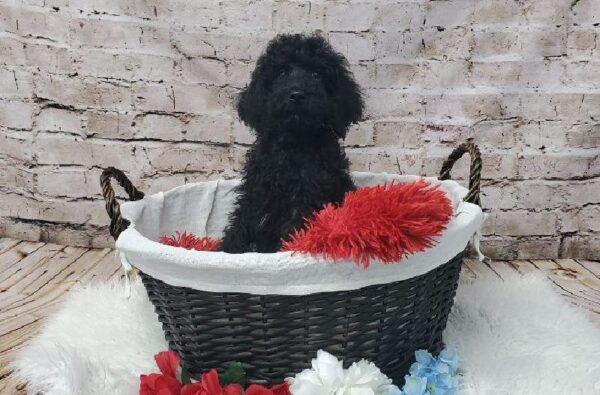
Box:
289;90;305;102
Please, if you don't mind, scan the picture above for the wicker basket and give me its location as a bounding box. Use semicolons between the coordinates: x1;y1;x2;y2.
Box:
100;141;482;384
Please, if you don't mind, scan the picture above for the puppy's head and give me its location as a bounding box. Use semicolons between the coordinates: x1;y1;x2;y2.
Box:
237;34;364;142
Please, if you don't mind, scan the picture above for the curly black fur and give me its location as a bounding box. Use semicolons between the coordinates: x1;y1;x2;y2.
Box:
220;34;364;253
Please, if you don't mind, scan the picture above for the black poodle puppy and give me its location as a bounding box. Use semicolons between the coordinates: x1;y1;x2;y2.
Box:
220;34;364;253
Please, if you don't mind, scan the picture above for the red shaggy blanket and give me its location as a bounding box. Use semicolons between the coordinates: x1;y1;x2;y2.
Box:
159;180;453;268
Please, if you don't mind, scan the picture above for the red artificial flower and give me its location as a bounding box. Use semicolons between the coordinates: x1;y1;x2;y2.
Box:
155;351;181;379
181;369;243;395
270;383;291;395
139;351;182;395
140;373;182;395
245;383;291;395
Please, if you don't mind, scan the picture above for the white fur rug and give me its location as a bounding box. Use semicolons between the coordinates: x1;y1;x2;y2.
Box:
11;271;600;395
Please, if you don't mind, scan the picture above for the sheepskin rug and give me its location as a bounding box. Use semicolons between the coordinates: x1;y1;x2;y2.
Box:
10;270;600;395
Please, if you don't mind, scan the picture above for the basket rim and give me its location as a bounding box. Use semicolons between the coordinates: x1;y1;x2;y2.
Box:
115;172;485;295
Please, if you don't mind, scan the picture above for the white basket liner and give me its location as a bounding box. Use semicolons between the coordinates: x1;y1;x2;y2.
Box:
116;172;484;295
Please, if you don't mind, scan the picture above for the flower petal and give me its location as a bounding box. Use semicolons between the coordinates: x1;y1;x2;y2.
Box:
402;375;427;395
414;350;434;367
154;375;183;395
200;369;223;393
245;384;274;395
224;383;244;395
154;351;181;379
181;382;204;395
270;383;291;395
140;373;162;395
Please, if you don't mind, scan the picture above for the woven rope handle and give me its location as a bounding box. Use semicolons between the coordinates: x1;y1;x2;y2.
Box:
100;167;145;240
439;141;482;206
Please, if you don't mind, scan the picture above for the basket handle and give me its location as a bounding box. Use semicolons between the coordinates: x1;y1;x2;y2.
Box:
438;140;482;206
100;167;145;240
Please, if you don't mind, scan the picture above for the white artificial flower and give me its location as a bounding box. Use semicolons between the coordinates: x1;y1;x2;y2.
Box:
289;351;393;395
336;359;392;395
290;350;345;395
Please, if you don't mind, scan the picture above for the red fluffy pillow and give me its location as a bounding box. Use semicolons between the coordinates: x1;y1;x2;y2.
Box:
160;180;452;268
281;180;452;267
159;231;221;251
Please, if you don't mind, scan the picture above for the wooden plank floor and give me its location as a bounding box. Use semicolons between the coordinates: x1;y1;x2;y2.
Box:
0;237;598;394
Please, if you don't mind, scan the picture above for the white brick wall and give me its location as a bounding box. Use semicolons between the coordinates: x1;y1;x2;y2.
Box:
0;0;598;259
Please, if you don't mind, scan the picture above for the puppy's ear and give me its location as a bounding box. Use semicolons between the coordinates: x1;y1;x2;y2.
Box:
330;65;364;139
237;72;265;132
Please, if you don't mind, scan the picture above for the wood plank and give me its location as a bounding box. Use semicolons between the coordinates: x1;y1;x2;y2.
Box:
487;260;521;279
0;247;85;312
0;238;22;256
576;259;600;278
506;259;539;275
459;264;477;281
0;241;46;273
529;260;600;316
463;258;501;280
0;248;111;326
0;244;63;291
555;259;600;293
77;250;121;284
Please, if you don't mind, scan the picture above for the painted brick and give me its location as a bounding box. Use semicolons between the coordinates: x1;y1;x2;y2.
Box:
68;0;157;20
24;43;76;75
560;234;600;260
219;1;274;31
422;29;474;60
520;30;567;60
373;2;423;32
325;3;376;32
180;58;228;86
571;0;600;26
516;150;599;180
515;237;560;259
0;68;33;99
472;31;520;60
73;50;177;82
566;124;600;149
69;17;170;54
156;0;220;29
0;5;70;42
328;32;376;62
273;1;324;33
35;167;102;198
424;1;474;28
375;32;424;63
471;0;524;27
374;121;422;148
491;211;557;237
0;37;27;67
36;107;83;134
345;121;375;147
0;101;34;129
559;206;600;233
85;110;135;139
567;29;596;58
35;75;132;111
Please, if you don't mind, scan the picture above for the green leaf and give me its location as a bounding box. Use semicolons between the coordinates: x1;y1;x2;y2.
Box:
180;363;192;385
220;362;247;387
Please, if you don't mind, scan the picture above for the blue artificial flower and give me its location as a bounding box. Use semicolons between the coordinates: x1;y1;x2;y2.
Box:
388;384;404;395
438;348;459;374
396;348;459;395
402;375;428;395
414;350;435;366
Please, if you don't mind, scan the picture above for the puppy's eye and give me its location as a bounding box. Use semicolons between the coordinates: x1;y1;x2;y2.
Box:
312;72;321;80
279;70;287;77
